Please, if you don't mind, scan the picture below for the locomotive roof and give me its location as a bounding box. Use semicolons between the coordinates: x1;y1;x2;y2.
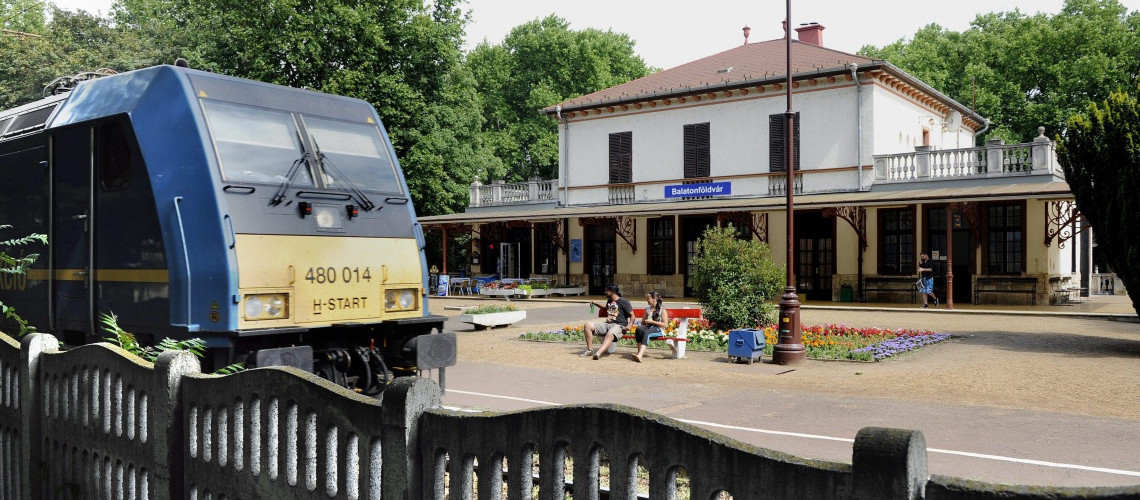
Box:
1;65;379;141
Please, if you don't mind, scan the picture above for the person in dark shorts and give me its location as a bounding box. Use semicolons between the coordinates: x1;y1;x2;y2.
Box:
918;252;939;308
580;283;634;359
631;291;670;362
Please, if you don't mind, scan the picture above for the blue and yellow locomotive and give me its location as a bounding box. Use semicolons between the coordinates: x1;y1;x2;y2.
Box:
0;65;455;393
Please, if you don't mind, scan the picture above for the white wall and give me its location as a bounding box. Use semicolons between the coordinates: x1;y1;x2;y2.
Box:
561;81;870;196
869;83;975;154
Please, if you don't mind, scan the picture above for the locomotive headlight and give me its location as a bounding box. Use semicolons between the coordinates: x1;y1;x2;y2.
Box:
384;289;418;311
312;205;343;230
244;293;289;320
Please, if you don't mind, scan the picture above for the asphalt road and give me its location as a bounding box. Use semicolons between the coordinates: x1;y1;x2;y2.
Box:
433;300;1140;489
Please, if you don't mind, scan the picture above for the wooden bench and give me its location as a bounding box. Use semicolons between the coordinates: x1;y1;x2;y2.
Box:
975;277;1038;305
595;307;702;358
862;276;918;304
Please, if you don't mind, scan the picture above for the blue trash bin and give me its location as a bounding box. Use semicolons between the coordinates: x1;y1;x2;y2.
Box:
728;328;765;365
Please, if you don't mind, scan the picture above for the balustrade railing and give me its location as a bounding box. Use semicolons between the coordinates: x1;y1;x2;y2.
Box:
608;184;636;204
875;134;1059;183
469;178;559;208
768;174;803;196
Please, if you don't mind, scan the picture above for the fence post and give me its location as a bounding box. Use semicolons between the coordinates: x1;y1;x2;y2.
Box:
1031;126;1053;174
19;333;58;500
381;377;442;500
153;350;201;499
986;138;1005;174
852;427;928;500
470;180;483;207
914;145;932;178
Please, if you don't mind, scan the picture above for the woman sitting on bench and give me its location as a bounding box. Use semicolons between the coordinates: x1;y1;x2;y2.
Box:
632;291;670;363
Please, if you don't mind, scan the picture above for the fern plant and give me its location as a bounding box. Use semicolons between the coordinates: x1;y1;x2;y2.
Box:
0;225;47;337
100;312;244;374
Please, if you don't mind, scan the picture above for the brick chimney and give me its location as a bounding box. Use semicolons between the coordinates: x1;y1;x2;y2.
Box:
795;22;825;46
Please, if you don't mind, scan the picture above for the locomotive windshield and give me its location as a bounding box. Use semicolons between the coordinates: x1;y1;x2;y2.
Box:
201;98;403;195
201;100;314;186
304;115;401;193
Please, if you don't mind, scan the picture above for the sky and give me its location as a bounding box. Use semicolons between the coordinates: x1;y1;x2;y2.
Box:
47;0;1140;70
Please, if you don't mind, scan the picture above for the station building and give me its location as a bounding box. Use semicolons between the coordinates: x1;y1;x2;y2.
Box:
419;24;1089;305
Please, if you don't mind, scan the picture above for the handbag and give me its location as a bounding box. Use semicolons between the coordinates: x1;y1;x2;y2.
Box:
914;278;923;291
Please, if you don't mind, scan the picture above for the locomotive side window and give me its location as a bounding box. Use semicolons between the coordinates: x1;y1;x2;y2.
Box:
201;100;313;186
99;122;131;190
304;116;403;194
4;104;57;137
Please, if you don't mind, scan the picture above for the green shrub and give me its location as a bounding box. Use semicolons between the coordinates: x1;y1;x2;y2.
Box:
463;304;518;315
0;225;47;337
101;312;244;374
688;226;784;330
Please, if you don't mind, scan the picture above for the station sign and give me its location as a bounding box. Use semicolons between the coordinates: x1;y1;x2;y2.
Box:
664;181;732;199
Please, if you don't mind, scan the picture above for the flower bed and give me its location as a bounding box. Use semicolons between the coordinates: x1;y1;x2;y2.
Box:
520;320;950;361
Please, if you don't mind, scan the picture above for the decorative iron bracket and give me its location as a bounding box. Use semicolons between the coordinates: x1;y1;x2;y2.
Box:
580;216;637;254
550;219;567;251
949;202;982;249
1044;200;1089;249
717;211;769;242
823;206;867;250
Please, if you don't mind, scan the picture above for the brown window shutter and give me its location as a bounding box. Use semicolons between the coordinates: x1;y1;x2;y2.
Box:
609;132;632;183
769;113;800;172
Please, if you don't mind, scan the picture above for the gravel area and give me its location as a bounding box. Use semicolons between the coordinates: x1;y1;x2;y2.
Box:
433;299;1140;421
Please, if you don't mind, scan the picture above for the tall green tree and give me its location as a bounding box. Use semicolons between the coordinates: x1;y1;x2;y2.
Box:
0;0;45;32
465;15;652;181
1057;88;1140;317
861;0;1140;143
0;7;155;109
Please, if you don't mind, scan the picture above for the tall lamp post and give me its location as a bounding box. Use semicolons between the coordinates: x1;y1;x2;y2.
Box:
772;0;805;365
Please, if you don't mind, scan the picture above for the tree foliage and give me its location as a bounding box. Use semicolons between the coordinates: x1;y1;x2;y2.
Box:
861;0;1140;143
0;225;46;337
1056;88;1140;317
464;15;653;181
0;5;162;109
689;226;784;330
0;0;45;32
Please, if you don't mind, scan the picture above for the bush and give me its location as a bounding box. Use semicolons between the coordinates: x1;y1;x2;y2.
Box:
689;226;784;330
463;304;518;315
1;225;47;337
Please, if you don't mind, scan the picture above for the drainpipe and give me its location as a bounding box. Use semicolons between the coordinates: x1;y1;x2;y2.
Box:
973;118;990;146
556;105;568;206
851;63;863;191
556;105;572;287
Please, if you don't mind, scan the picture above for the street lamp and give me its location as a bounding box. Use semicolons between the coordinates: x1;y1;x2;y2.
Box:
772;0;805;365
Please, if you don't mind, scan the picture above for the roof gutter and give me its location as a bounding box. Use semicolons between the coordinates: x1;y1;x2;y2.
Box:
543;60;986;130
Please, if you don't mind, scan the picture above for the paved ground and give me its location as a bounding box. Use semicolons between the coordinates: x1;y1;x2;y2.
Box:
429;294;1140;488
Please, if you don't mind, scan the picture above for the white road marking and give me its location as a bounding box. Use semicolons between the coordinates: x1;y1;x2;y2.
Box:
443;389;1140;478
446;389;561;407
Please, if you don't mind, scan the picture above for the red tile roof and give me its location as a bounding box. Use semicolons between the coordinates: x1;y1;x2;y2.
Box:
545;38;877;113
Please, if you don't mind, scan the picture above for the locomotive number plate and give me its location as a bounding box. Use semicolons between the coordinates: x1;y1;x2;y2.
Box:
304;266;373;284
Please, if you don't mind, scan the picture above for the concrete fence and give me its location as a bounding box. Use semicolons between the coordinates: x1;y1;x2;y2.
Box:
1;331;1137;500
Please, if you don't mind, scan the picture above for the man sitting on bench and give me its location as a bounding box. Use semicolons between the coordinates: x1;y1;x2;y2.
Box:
581;283;634;359
631;291;670;363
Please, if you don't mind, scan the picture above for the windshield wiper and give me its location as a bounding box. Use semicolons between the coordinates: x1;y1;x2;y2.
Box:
313;138;376;211
270;130;312;207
